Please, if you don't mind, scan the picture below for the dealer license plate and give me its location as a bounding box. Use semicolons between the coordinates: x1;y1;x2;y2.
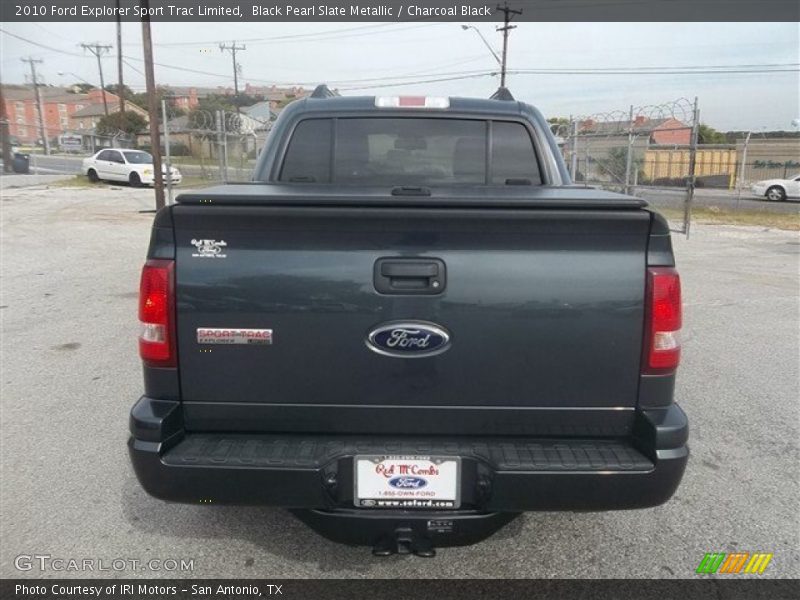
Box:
354;455;460;509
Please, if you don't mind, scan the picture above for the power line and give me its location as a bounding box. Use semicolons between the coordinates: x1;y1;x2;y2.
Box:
149;22;438;47
0;28;84;56
121;58;144;76
3;28;796;92
340;64;800;90
509;67;800;74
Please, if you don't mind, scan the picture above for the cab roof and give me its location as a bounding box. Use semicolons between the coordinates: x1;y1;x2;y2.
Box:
295;94;526;117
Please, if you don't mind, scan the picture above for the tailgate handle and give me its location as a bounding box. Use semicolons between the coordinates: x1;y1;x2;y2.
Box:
381;263;438;278
374;258;446;295
391;186;431;196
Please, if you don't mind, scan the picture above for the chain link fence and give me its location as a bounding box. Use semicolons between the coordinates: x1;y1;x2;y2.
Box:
6;105;796;229
552;97;701;235
154;109;267;185
3;110;266;185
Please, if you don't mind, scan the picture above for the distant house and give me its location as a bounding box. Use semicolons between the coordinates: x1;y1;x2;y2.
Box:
579;115;691;145
240;101;277;130
163;86;228;111
70;97;149;132
137;113;262;160
242;84;309;108
158;84;308;113
68;97;149;150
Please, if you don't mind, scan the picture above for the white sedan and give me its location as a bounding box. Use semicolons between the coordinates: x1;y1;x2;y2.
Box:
751;174;800;202
82;149;182;187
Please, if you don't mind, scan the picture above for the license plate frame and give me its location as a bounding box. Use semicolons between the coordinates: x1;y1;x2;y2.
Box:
354;455;461;509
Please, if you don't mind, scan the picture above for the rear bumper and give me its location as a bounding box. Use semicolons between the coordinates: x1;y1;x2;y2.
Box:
128;396;688;513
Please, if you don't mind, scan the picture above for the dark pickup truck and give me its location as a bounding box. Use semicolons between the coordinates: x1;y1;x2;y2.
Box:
129;86;688;556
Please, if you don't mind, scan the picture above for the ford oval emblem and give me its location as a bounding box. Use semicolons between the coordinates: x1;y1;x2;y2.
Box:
366;321;451;358
388;476;428;489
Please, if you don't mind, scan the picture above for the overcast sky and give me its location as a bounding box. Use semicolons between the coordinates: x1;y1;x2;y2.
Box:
2;21;798;130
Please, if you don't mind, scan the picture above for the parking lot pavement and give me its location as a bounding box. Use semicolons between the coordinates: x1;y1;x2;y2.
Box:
0;174;74;188
1;185;798;579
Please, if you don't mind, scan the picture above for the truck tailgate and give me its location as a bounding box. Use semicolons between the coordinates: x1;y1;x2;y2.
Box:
172;204;651;436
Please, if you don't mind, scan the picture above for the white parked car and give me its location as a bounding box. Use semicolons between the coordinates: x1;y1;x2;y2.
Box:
82;149;182;187
751;174;800;202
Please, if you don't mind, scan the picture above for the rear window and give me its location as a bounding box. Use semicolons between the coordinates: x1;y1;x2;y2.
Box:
278;118;541;185
279;119;331;183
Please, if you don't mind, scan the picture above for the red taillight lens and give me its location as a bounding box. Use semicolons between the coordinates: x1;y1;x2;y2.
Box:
138;259;175;367
644;267;682;373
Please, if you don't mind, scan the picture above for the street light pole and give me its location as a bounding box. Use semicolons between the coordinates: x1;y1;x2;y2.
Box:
57;71;93;87
460;25;501;66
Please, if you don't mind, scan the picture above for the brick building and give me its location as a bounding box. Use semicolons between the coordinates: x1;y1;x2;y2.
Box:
1;85;129;145
70;92;149;131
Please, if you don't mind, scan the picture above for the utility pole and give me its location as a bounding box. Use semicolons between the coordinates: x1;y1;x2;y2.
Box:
496;3;522;88
141;4;165;210
116;1;125;114
21;57;50;155
81;43;112;116
219;42;246;97
0;71;13;171
162;98;173;205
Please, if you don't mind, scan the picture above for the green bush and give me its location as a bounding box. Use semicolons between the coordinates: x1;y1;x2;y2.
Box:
168;142;190;156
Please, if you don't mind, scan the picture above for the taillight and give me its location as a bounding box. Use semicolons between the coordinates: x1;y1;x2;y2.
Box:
138;259;176;367
644;267;682;374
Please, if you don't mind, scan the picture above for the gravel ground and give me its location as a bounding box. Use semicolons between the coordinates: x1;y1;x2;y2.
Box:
1;185;798;579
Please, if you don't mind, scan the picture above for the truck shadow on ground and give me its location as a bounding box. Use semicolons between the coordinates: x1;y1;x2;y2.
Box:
120;473;526;574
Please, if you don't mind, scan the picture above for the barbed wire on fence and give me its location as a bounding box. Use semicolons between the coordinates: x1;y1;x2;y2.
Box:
553;97;701;235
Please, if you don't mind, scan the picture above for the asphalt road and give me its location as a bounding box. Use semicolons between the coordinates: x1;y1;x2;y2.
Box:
18;153;252;184
1;185;798;579
14;153;800;214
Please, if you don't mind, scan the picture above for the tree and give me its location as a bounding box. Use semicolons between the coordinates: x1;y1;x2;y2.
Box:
129;86;186;121
186;95;238;130
104;84;135;101
69;83;95;93
698;123;727;144
96;110;147;136
547;116;571;136
596;147;629;183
